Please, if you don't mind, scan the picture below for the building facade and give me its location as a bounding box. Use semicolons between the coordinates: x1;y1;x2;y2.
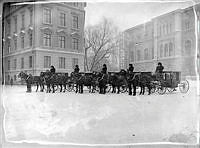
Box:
3;2;86;84
123;4;199;78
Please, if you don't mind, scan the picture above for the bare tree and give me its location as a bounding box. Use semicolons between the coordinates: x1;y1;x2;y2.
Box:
84;18;120;72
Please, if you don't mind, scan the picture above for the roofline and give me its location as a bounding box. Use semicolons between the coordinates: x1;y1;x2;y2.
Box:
123;3;198;33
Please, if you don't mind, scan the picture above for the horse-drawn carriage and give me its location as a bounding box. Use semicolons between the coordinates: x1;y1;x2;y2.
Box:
150;71;189;95
18;70;190;95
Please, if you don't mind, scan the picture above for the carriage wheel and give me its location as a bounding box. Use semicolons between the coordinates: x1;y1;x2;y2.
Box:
157;85;166;95
106;84;112;93
167;87;176;93
120;85;127;93
94;86;100;92
150;86;156;94
54;85;58;91
179;80;189;93
66;83;75;92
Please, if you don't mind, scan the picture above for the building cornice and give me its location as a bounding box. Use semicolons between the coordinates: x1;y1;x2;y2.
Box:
3;48;84;58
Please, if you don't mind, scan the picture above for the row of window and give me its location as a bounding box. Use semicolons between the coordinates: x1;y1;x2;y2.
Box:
44;56;78;69
6;7;79;35
43;8;79;29
130;48;154;62
6;8;33;34
7;56;79;70
43;33;79;50
130;40;192;62
136;48;154;61
6;32;33;53
6;33;79;53
7;56;33;70
159;23;173;36
159;42;174;58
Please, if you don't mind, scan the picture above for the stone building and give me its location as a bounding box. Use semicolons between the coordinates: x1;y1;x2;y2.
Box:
123;4;198;78
2;2;86;84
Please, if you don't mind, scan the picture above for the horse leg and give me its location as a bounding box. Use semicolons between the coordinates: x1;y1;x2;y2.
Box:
36;83;38;92
103;84;106;94
75;84;78;93
52;84;55;93
128;82;132;95
133;84;136;96
46;84;49;93
78;85;80;93
142;86;145;95
148;84;151;95
114;86;116;93
99;85;102;94
117;85;120;94
81;84;83;93
111;85;114;93
63;84;66;92
139;83;142;95
60;84;62;92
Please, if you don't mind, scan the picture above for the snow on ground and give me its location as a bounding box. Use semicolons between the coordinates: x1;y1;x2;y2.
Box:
2;80;199;144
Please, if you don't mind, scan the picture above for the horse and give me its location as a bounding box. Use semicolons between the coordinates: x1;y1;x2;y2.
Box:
128;72;153;95
70;72;84;93
108;70;128;94
81;72;99;93
40;71;68;93
18;71;44;92
97;72;108;94
137;72;153;95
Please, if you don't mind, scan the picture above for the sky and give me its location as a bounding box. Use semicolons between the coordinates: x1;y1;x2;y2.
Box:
85;0;194;31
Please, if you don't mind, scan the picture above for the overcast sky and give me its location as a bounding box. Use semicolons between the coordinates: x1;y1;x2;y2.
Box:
85;1;194;31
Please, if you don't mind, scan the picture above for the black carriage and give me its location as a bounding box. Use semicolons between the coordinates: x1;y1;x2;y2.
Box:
151;71;189;95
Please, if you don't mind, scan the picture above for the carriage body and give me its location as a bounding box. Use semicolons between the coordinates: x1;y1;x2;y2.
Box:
150;71;189;94
161;71;180;88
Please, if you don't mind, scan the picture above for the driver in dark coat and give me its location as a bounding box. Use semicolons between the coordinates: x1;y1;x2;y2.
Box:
99;64;107;94
127;64;136;96
74;65;80;74
155;62;164;80
101;64;107;74
127;64;134;73
156;62;164;73
49;65;56;93
50;65;56;74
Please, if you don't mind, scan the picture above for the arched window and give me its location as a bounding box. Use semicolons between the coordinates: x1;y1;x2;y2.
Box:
160;44;163;58
164;43;168;57
185;40;191;55
169;42;173;56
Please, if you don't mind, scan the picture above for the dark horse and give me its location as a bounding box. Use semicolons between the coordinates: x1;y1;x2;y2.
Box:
127;72;153;95
137;72;153;95
70;72;84;93
97;72;108;94
18;71;44;92
108;70;128;94
40;71;69;93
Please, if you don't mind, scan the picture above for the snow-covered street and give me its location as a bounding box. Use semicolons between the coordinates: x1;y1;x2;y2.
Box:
2;80;199;144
